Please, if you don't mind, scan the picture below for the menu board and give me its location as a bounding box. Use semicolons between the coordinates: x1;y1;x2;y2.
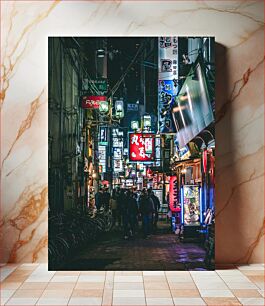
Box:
183;185;200;226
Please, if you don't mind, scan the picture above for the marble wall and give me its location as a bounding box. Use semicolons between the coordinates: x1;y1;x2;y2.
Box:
0;1;264;264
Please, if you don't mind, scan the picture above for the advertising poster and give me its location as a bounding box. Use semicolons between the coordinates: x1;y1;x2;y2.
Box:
182;185;200;226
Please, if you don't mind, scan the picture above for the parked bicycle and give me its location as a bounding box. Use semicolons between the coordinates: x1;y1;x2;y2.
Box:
48;207;112;269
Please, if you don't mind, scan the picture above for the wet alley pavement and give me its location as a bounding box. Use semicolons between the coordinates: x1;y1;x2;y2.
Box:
60;223;209;271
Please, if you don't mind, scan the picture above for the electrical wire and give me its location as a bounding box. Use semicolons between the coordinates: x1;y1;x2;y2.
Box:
71;37;103;95
109;38;150;97
60;38;101;96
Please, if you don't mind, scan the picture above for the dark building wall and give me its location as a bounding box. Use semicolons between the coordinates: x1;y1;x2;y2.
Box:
48;38;85;213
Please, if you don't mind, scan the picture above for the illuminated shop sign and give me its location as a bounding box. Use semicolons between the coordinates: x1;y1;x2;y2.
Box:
82;78;108;93
169;176;180;212
158;36;178;133
113;147;122;160
129;133;155;162
98;145;106;173
112;129;124;147
127;104;138;111
81;95;107;109
113;160;123;173
126;179;133;187
181;185;201;226
99;127;108;145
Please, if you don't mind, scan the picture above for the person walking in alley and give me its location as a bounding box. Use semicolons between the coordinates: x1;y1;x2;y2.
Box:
95;188;104;210
116;188;123;229
119;189;130;239
110;189;118;229
102;187;111;210
148;189;161;232
139;189;154;238
127;190;139;238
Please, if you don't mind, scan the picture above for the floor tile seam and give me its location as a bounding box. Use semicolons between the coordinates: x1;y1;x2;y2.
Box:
101;271;111;305
218;274;252;282
35;294;71;305
141;276;149;303
11;287;47;300
102;270;112;305
198;288;237;298
193;279;231;291
164;269;174;305
4;296;40;306
0;272;20;283
41;286;74;299
75;273;82;286
201;295;244;306
1;291;14;306
111;285;115;305
191;272;231;291
1;287;17;302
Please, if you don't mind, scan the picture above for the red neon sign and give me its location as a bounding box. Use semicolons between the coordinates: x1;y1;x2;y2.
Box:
81;96;107;109
169;176;180;212
129;133;155;162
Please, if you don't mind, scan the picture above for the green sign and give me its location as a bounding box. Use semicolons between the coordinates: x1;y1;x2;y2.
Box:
89;79;108;93
99;141;108;146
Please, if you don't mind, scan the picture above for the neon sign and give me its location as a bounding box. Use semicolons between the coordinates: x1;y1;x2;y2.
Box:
129;133;155;162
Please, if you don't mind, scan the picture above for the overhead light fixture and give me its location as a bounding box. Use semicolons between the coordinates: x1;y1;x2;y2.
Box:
115;100;124;119
131;120;139;131
97;49;105;58
99;100;109;113
143;115;151;128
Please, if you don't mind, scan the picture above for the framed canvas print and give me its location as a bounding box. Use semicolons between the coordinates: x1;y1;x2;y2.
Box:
48;36;215;271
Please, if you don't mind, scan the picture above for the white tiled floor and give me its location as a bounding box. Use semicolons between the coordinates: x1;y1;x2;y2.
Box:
0;264;264;305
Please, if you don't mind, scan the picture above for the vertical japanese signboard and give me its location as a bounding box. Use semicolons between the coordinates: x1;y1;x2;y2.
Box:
98;145;106;173
112;129;124;173
99;126;108;145
158;37;178;133
169;176;180;212
129;133;155;162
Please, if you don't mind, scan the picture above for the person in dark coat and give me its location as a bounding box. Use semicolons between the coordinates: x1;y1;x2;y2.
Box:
119;189;130;239
127;190;139;237
110;189;118;228
148;189;161;231
95;188;104;210
102;187;110;210
139;189;154;238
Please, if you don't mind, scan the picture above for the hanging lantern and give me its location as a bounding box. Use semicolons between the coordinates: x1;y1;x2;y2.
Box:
99;100;109;114
143;115;151;130
131;120;139;131
115;100;124;118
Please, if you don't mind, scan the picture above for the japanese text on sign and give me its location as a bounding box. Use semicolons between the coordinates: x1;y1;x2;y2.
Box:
129;133;155;162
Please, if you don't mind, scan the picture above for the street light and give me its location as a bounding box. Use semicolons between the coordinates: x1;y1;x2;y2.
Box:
115;100;124;119
131;120;139;131
99;100;109;114
97;49;105;58
143;115;151;131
